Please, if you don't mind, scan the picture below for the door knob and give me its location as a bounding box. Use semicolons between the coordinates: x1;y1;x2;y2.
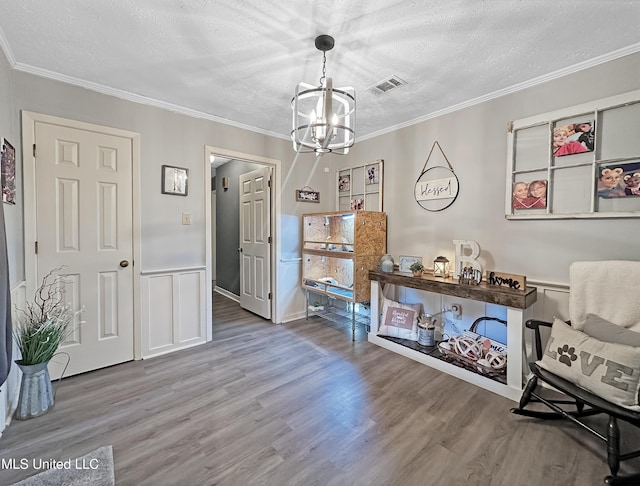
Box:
119;260;129;268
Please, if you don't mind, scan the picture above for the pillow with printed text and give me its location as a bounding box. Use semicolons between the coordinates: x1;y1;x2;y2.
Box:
377;299;421;341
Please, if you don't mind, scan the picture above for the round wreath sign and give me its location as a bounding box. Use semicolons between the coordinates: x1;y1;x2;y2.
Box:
414;141;459;212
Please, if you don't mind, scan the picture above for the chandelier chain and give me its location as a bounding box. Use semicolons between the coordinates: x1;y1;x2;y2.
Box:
319;51;327;85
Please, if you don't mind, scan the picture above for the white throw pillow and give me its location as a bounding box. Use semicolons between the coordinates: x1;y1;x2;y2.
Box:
377;299;421;341
538;318;640;411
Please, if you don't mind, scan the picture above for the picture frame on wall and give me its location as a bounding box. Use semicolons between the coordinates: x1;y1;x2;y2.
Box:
296;189;320;203
161;165;189;196
1;138;16;205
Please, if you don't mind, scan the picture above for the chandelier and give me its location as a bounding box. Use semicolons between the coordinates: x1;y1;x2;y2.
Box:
291;35;355;155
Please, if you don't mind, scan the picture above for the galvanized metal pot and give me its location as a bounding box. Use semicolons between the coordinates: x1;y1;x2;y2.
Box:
14;360;54;420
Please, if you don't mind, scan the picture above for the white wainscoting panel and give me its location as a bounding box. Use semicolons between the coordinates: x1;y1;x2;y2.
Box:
523;281;570;363
2;281;26;437
141;268;207;359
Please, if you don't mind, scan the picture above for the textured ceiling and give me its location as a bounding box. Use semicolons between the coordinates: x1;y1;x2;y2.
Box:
1;1;639;142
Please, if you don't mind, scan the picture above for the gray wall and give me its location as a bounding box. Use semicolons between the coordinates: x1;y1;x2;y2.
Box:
0;52;332;322
0;51;23;286
215;159;262;295
332;52;640;284
1;47;640;323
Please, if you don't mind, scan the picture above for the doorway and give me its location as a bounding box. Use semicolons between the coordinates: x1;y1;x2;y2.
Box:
204;146;281;323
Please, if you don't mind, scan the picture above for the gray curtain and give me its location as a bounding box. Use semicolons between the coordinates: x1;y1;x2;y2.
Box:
0;199;11;386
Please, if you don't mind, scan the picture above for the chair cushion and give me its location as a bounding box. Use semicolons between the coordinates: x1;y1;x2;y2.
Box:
537;318;640;411
377;298;421;341
583;314;640;347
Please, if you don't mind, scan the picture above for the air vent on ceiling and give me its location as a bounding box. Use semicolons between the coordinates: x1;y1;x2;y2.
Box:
369;75;407;94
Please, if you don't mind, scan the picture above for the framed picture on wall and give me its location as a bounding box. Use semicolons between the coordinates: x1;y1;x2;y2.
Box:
1;138;16;205
161;165;189;196
296;188;320;202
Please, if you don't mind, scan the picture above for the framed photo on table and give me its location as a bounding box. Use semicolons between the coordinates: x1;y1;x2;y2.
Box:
399;256;422;273
161;165;189;196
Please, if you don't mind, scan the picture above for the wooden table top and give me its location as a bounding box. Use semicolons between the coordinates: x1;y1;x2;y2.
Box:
368;269;537;309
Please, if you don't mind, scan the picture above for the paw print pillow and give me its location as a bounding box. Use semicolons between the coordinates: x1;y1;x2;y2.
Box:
537;318;640;410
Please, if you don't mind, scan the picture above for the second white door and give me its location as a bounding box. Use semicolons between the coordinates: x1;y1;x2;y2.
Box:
239;167;272;319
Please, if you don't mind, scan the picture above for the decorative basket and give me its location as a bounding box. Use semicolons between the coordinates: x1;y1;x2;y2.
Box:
437;316;507;377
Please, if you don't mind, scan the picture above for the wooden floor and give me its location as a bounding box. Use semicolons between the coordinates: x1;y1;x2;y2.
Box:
1;293;640;485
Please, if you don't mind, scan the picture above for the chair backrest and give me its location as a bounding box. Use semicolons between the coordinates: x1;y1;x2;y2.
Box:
569;260;640;331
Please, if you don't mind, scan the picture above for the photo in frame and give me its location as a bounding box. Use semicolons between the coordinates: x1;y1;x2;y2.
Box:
350;198;364;210
338;175;350;192
161;165;189;196
1;138;16;205
512;179;547;209
398;256;422;273
597;161;640;198
365;163;379;184
552;120;595;157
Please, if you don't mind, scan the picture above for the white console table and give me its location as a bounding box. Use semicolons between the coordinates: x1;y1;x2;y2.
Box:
368;269;537;401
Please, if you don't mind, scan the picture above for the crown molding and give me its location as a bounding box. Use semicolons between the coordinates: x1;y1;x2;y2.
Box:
0;26;16;67
359;42;640;142
11;60;290;141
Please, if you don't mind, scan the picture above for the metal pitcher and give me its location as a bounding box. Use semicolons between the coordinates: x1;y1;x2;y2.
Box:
418;314;436;346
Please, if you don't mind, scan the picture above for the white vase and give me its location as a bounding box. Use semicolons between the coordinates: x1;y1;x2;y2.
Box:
380;254;394;272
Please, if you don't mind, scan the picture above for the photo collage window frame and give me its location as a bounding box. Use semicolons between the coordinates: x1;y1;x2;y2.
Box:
336;159;384;212
506;88;640;219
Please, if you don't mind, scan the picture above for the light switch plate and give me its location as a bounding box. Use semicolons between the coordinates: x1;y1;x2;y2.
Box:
182;213;191;225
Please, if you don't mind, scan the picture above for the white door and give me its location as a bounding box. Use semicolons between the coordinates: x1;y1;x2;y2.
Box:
35;121;134;379
211;190;216;281
239;167;272;319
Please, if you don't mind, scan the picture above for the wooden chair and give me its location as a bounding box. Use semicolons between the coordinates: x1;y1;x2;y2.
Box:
511;261;640;485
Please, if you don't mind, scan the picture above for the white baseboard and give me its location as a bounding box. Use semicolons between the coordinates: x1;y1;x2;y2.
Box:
214;286;239;303
281;311;307;323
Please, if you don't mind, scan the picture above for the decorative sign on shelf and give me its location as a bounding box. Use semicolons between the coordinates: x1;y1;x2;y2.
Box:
486;271;526;291
459;266;482;286
414;141;459;212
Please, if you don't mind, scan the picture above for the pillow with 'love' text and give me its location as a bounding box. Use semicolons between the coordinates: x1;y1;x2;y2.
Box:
537;318;640;410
